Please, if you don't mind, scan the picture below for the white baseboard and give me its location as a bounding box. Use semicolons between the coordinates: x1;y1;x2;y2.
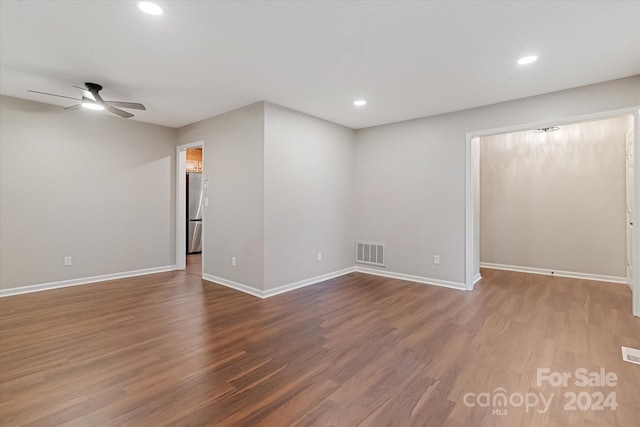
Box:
201;274;264;298
0;264;503;300
203;267;355;299
354;266;466;291
0;265;177;298
473;272;482;285
263;267;355;298
204;266;466;298
479;262;627;284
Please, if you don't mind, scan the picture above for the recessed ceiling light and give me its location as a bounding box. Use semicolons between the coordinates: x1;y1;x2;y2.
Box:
517;55;538;65
138;2;163;16
354;100;367;106
81;98;105;111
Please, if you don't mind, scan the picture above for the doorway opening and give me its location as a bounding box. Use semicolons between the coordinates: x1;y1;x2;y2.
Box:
466;108;639;317
176;141;204;275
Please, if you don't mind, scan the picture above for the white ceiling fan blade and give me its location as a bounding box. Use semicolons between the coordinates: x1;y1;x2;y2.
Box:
105;101;146;110
28;90;81;101
106;105;134;118
73;85;95;101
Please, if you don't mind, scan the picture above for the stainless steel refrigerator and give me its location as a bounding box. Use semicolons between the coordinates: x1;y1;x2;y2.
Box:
186;173;203;254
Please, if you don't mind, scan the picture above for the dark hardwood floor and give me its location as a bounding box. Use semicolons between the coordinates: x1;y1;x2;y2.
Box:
1;268;639;426
186;253;202;276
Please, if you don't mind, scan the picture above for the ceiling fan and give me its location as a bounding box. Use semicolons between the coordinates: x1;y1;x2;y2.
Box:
28;82;146;118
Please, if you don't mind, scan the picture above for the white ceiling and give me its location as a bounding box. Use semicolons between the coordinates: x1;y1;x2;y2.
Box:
1;1;639;129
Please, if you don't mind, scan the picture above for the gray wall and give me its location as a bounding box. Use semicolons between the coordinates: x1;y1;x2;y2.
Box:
3;75;638;294
480;116;628;277
354;76;640;285
0;95;177;290
177;102;265;291
177;102;355;292
263;103;355;290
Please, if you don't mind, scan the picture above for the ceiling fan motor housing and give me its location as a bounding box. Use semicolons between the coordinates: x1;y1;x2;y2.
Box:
85;82;103;92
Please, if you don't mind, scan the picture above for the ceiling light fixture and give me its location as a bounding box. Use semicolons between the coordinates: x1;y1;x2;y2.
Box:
354;100;367;106
532;126;560;133
81;98;105;111
517;55;538;65
138;2;163;16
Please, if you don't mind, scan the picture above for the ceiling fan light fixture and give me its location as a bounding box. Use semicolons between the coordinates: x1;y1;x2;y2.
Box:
138;2;163;16
81;99;105;111
29;83;143;118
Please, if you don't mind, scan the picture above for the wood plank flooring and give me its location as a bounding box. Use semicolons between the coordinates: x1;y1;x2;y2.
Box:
1;267;639;426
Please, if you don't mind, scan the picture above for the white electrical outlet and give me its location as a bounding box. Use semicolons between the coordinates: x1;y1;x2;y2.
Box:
205;197;209;207
231;256;237;266
64;256;72;266
433;255;440;265
317;252;322;262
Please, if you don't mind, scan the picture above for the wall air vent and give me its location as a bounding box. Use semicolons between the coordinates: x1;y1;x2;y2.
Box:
621;346;640;365
356;241;385;267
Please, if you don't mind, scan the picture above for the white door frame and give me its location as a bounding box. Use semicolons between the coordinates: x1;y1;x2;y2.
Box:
465;107;640;317
176;140;204;271
634;110;640;317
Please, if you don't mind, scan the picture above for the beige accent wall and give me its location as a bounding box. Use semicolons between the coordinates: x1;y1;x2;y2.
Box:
480;117;628;277
0;95;177;290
